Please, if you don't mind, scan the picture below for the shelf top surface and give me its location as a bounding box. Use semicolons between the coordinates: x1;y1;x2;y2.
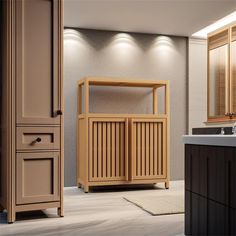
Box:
78;77;168;88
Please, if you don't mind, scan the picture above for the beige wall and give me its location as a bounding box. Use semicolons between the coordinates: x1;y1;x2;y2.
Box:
188;38;208;133
64;28;188;186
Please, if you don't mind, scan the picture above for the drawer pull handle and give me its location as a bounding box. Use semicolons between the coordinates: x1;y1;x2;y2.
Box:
30;137;42;145
36;137;42;143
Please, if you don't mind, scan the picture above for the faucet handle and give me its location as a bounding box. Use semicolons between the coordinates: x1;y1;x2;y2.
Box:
220;127;225;135
225;112;236;119
232;122;236;134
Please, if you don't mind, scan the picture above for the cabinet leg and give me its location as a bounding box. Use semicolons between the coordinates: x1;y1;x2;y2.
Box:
57;207;64;217
78;183;82;188
84;185;89;193
165;181;169;189
7;211;16;224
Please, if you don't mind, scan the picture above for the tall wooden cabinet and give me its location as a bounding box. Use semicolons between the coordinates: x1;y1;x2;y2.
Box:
77;77;170;193
0;0;64;223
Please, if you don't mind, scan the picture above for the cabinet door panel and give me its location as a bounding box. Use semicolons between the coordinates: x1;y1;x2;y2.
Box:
131;118;167;180
208;146;228;206
228;147;236;209
186;192;208;235
89;118;128;182
229;208;236;235
208;200;228;235
190;145;200;194
16;0;61;125
16;152;60;205
186;191;228;235
185;145;191;191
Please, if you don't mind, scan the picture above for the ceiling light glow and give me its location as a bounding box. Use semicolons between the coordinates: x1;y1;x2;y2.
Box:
192;11;236;38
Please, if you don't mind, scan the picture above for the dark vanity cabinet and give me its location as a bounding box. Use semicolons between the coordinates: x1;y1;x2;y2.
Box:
185;144;236;235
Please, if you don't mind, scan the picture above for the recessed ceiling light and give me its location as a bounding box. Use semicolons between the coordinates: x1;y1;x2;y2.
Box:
192;11;236;38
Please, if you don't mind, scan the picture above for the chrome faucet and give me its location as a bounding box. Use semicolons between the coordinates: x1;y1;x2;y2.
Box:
232;122;236;135
220;127;225;135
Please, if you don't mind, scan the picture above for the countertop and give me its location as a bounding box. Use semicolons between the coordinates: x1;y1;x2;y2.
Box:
182;135;236;147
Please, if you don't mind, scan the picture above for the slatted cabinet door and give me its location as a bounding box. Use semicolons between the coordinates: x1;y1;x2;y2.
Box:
131;118;167;180
89;118;128;182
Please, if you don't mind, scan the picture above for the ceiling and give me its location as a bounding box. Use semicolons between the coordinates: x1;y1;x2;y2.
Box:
64;0;236;37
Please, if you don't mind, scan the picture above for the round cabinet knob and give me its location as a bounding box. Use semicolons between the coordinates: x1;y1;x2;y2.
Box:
36;137;42;143
56;110;63;115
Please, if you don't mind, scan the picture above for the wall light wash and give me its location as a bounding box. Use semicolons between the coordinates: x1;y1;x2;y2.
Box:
64;28;187;187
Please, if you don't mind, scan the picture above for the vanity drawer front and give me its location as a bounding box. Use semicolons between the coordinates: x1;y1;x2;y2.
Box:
17;126;60;150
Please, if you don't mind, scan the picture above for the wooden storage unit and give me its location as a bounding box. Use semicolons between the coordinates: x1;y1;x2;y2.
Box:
77;77;170;192
0;0;64;223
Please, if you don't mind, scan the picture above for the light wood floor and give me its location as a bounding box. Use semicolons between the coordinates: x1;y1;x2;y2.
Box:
0;181;184;236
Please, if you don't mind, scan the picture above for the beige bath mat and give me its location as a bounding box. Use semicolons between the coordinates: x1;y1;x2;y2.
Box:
124;193;184;216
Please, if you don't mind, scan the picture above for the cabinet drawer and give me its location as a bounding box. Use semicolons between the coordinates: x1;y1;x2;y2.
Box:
17;127;60;150
16;152;60;205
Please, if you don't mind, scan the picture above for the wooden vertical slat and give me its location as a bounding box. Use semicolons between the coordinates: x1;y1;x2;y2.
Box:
132;122;136;178
102;122;107;178
150;122;154;176
125;118;129;181
120;122;124;177
165;82;170;186
141;122;145;176
116;123;120;177
154;123;158;176
137;122;141;177
93;122;98;179
158;123;162;175
107;122;111;178
145;122;150;176
162;121;167;177
111;122;116;177
98;122;102;178
89;121;93;180
84;80;89;114
78;85;82;114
